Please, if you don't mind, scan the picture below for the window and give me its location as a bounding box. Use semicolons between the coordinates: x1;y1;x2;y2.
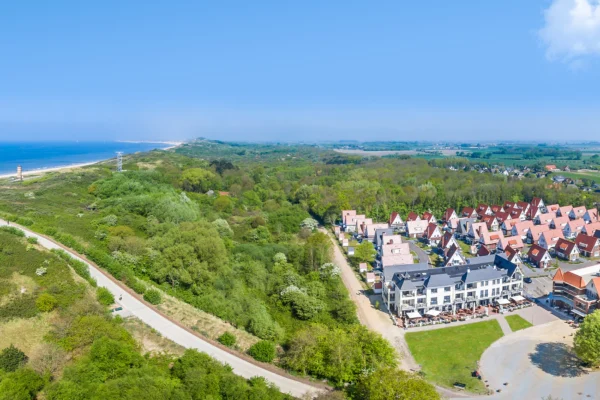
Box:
444;286;451;292
430;298;438;305
444;296;451;303
480;290;485;297
431;288;438;294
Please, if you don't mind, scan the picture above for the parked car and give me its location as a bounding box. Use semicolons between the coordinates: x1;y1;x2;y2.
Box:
524;277;533;284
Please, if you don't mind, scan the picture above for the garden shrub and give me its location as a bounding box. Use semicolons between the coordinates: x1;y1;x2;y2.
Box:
247;341;276;363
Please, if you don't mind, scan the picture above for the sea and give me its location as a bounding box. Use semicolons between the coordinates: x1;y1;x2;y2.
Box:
0;141;172;176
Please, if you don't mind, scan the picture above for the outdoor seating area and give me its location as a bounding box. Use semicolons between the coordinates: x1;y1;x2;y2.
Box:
401;298;534;329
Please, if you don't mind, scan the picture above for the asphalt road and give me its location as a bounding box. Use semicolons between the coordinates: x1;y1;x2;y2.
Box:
408;240;431;265
0;220;322;399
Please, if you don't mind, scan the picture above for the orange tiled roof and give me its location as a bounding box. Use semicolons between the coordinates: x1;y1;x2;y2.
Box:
552;268;564;282
563;271;585;288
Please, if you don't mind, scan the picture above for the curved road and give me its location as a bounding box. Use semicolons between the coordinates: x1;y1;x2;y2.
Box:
0;220;321;399
408;241;431;265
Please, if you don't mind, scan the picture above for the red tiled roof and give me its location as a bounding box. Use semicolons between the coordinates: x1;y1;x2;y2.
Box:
528;244;548;263
575;233;599;250
424;222;439;239
592;278;600;298
477;245;490;256
461;207;475;217
443;208;455;221
407;212;419;221
389;212;400;225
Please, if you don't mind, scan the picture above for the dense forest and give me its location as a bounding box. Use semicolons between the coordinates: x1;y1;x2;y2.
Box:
3;139;597;398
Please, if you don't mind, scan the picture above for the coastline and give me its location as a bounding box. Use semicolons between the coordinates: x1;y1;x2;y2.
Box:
0;142;182;180
0;160;104;180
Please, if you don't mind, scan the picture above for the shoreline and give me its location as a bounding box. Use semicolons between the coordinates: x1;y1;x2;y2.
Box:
0;160;104;180
0;142;182;180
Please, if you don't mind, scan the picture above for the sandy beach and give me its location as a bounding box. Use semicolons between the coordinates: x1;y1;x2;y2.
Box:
0;160;104;180
0;141;182;180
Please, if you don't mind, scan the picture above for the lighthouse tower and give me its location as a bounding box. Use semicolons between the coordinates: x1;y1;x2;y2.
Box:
16;165;23;181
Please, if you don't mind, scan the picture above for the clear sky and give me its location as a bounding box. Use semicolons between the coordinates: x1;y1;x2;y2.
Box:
1;0;600;142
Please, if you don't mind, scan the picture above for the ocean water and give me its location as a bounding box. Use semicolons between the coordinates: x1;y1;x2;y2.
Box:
0;141;171;175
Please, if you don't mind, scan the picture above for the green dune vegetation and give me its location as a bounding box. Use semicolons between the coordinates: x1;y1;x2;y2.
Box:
0;228;294;399
0;142;443;398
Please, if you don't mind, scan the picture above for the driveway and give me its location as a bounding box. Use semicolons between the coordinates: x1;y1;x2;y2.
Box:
470;321;600;400
1;220;322;399
408;240;431;265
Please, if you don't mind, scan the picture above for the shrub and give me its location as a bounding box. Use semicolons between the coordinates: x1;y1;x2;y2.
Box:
27;237;38;244
247;341;276;363
99;214;118;226
128;280;147;295
217;332;236;347
0;226;25;237
0;368;44;400
96;287;115;306
143;289;162;305
50;250;95;286
36;293;58;312
0;345;27;372
16;217;34;226
0;295;38;321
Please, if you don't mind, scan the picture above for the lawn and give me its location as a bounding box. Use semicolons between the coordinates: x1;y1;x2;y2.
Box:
458;240;474;258
405;320;504;393
505;314;533;332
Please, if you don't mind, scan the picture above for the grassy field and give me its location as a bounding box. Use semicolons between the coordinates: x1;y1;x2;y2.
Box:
405;320;504;393
505;314;533;332
559;170;600;182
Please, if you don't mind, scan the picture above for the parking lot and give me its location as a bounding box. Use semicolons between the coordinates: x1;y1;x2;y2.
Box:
524;275;553;299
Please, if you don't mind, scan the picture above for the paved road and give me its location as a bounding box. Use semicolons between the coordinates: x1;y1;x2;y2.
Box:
1;220;321;399
408;240;431;265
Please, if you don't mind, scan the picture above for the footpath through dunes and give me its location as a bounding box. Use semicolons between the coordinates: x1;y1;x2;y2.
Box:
0;219;324;399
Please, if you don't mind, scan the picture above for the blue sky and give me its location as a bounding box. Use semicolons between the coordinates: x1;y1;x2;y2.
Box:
1;0;600;142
